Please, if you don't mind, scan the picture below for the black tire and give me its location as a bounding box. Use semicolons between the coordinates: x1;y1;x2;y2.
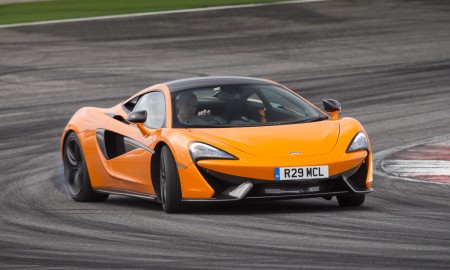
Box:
160;145;184;213
63;132;109;202
337;194;365;207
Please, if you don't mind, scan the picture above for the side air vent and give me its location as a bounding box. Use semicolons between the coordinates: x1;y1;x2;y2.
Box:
96;129;153;160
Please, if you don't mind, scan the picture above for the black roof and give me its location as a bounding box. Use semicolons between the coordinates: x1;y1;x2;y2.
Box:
165;76;273;92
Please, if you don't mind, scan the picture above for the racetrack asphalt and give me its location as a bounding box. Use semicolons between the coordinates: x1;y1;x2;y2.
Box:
1;0;450;268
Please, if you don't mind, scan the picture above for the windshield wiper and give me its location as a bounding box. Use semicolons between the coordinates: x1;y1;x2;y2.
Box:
303;115;330;123
285;115;329;124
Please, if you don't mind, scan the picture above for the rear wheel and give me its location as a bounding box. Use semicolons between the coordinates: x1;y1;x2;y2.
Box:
160;146;184;213
337;194;365;207
63;132;109;202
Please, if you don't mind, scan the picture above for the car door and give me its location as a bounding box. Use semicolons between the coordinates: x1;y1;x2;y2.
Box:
104;91;166;195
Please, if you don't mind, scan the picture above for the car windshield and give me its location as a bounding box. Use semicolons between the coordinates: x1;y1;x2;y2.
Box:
172;83;327;128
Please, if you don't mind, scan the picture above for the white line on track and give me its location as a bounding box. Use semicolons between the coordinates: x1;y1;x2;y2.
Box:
0;0;329;29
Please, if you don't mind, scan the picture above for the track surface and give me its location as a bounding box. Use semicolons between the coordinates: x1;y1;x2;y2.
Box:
1;0;450;268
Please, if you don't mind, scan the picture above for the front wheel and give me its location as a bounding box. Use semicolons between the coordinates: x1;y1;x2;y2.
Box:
63;132;109;202
337;194;365;207
160;146;184;213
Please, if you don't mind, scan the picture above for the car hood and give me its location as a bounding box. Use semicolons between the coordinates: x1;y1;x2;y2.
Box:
188;121;340;158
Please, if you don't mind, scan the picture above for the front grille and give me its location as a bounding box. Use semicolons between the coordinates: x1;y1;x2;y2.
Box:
198;167;352;198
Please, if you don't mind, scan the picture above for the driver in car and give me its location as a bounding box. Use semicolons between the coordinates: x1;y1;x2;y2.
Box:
176;92;210;123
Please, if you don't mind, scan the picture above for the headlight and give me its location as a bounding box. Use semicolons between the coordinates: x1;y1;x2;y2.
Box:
189;142;237;161
347;132;368;152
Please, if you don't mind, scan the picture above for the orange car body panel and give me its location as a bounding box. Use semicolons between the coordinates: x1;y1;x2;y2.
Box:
61;80;372;200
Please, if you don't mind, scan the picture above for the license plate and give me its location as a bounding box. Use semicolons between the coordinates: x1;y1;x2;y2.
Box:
275;166;329;180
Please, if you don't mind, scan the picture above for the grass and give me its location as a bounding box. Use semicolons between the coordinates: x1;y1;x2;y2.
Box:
0;0;282;25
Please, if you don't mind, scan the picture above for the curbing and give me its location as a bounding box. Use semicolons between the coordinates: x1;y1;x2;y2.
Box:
373;134;450;185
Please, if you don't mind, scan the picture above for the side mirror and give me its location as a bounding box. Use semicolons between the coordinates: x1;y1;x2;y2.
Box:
323;99;341;120
127;110;147;123
127;110;151;137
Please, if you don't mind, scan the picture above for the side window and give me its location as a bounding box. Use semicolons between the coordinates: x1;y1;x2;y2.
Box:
133;91;166;128
124;96;139;112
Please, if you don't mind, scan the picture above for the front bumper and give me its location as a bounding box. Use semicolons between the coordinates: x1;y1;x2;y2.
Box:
182;159;372;203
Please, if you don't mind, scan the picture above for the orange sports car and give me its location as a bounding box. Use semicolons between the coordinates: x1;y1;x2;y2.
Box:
61;76;373;213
